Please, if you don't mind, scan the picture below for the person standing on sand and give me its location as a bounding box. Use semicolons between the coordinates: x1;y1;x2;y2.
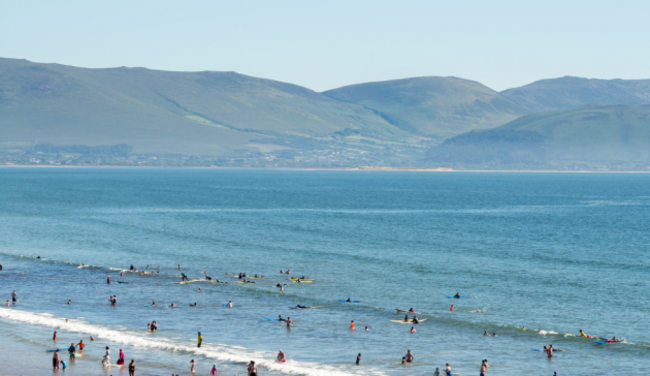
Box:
128;359;136;376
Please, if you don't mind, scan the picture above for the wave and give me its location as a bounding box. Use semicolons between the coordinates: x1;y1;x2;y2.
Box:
0;308;383;376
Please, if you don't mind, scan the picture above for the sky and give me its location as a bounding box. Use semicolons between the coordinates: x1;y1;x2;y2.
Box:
1;0;648;92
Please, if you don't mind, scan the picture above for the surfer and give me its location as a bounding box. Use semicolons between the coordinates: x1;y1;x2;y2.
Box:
408;307;415;313
346;297;351;302
454;292;461;298
227;301;233;308
403;315;409;322
278;315;286;322
181;273;189;282
197;332;203;348
130;264;134;271
205;276;212;281
11;290;17;302
277;349;286;362
152;300;156;306
412;316;419;324
579;329;592;338
405;349;414;363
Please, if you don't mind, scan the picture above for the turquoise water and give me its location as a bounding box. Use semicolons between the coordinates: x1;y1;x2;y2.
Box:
0;168;648;376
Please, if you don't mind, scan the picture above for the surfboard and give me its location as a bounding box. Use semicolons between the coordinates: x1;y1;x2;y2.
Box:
593;341;608;344
247;276;265;279
288;278;315;281
565;333;576;337
236;281;256;284
338;299;360;303
390;319;427;324
263;316;279;321
531;348;542;351
396;309;422;314
291;280;313;283
446;296;467;299
47;348;72;352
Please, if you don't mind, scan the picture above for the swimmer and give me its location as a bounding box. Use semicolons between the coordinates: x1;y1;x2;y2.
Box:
356;353;361;365
107;276;111;284
484;330;489;336
286;317;294;328
351;320;355;330
211;364;218;375
190;359;195;373
90;336;95;341
401;357;406;364
492;333;497;337
198;288;202;292
280;270;284;274
446;363;452;376
227;301;232;308
277;349;285;362
53;330;57;341
410;327;416;333
408;307;415;313
365;326;369;331
67;299;72;305
77;340;84;353
405;349;414;363
11;290;17;302
197;332;202;348
450;305;454;311
152;300;156;306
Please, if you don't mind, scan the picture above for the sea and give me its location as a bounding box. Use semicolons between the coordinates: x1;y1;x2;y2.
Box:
0;168;648;376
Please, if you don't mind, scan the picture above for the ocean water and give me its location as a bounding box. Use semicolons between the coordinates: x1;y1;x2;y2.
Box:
0;168;648;376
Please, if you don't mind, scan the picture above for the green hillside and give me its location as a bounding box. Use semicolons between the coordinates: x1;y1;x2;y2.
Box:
322;76;530;140
426;105;650;166
0;58;414;155
501;76;650;113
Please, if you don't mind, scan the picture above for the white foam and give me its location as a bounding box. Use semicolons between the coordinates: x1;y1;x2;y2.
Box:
0;308;383;376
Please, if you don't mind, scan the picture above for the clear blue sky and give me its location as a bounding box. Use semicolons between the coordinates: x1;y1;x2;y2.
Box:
1;0;648;91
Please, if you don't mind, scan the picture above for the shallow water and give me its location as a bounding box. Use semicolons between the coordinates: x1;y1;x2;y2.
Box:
0;168;648;375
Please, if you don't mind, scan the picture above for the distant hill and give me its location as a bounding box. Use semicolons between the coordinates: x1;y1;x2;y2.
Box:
0;58;411;155
501;76;650;113
426;104;650;166
322;77;530;140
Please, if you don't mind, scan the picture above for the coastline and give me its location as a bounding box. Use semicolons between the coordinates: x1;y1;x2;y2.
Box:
1;164;650;173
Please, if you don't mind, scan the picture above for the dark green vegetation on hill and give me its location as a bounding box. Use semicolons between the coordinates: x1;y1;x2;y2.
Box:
426;105;650;169
2;58;650;169
501;76;650;113
323;77;529;140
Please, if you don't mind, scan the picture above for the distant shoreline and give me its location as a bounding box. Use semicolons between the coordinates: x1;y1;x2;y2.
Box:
1;164;650;173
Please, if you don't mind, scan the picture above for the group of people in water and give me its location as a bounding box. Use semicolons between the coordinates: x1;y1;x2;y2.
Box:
3;260;628;376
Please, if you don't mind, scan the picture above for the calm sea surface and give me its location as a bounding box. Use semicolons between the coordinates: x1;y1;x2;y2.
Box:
0;168;648;376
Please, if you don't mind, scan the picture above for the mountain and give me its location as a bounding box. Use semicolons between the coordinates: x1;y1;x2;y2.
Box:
426;104;650;166
501;76;650;113
0;58;412;155
322;77;530;140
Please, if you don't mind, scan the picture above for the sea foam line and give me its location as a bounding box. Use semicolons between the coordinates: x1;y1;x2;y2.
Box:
0;308;382;376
